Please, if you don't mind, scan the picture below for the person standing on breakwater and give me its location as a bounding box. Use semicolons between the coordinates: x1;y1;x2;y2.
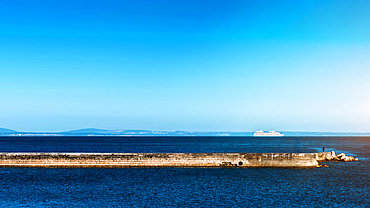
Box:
323;146;325;152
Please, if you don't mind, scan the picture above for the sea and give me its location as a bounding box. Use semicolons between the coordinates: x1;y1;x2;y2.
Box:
0;136;368;207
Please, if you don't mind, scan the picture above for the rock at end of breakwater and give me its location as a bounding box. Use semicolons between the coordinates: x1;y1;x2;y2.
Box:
322;151;359;162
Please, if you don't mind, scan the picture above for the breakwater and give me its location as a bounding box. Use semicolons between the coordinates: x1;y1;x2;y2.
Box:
0;152;333;168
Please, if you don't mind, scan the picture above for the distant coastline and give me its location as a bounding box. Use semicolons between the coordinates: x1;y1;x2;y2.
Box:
1;127;370;137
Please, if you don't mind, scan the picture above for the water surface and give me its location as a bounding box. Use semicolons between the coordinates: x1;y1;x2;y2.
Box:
0;136;368;207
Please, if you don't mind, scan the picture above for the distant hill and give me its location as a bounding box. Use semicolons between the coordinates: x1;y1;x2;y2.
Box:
0;128;17;133
62;128;156;135
63;128;112;134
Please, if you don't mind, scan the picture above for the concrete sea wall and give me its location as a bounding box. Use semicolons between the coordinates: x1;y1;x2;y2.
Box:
0;152;321;168
314;152;332;162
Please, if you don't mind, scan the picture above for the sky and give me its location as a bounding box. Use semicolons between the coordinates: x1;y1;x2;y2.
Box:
0;0;370;132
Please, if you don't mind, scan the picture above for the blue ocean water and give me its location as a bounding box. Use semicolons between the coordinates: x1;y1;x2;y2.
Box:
0;136;369;207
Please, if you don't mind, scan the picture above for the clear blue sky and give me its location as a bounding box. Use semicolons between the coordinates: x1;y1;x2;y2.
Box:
1;0;369;132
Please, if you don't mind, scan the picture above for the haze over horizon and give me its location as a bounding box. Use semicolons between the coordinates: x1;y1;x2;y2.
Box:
1;0;370;132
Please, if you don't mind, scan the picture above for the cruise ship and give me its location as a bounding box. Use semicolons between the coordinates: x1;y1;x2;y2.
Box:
253;130;284;137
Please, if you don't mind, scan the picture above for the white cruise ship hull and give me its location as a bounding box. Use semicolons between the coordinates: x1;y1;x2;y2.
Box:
253;133;284;137
253;130;284;137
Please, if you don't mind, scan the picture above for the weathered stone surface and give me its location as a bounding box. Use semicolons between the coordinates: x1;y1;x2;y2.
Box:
315;152;333;161
0;152;357;168
326;154;334;161
342;156;357;162
0;153;319;168
320;152;360;162
332;155;339;161
336;153;345;157
309;152;358;163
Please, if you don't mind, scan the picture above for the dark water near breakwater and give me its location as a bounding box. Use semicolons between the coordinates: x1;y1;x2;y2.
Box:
0;136;369;207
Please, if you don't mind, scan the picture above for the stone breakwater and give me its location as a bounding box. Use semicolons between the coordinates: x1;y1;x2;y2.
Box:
321;151;359;162
0;152;329;168
0;152;357;168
